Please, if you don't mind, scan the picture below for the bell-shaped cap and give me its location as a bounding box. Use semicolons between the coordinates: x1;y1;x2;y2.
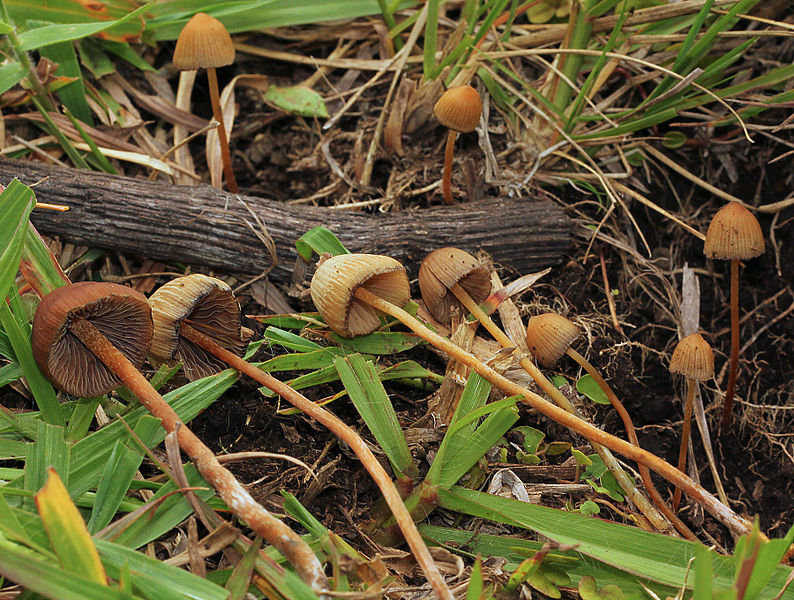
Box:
418;247;491;323
525;312;580;368
148;274;246;381
669;333;714;381
32;282;153;397
310;254;410;337
173;12;235;70
433;85;482;133
704;202;764;260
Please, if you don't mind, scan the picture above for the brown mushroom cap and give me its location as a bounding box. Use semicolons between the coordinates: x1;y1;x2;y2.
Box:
173;12;235;70
418;247;491;323
433;85;482;133
310;254;410;338
32;282;153;397
148;274;246;381
669;333;714;381
703;202;765;261
525;312;580;368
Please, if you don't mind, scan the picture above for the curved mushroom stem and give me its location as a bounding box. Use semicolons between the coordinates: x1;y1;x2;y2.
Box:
441;130;457;205
449;283;674;534
722;258;740;427
566;347;695;538
206;66;239;194
673;379;696;512
354;286;754;537
67;318;328;595
178;323;454;600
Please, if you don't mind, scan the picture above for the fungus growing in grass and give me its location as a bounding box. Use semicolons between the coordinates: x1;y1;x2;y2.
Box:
433;85;482;205
703;202;764;426
173;12;239;193
310;252;753;537
669;332;714;512
148;273;454;600
418;247;491;323
31;282;328;593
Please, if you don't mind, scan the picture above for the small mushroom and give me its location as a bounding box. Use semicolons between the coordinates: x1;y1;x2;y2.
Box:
418;247;491;323
703;201;764;426
173;12;238;193
433;85;482;205
669;332;714;511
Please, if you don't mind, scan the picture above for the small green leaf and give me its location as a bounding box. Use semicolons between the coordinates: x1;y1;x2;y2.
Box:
295;226;350;262
571;448;591;466
515;426;545;454
576;375;610;405
579;500;600;516
264;85;328;118
549;374;569;388
662;131;687;149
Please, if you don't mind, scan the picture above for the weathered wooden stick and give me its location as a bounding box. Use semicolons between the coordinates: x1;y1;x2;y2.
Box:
2;159;571;282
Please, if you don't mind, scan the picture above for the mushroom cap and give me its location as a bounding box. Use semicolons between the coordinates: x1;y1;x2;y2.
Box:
669;333;714;381
418;247;491;323
525;312;580;368
173;12;235;70
32;282;153;398
433;85;482;133
703;202;765;260
310;254;410;338
148;274;246;381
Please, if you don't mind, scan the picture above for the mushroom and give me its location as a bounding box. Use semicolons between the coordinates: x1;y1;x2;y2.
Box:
703;201;764;426
526;312;694;537
31;282;327;593
418;247;492;323
669;332;714;511
433;85;482;205
310;253;753;536
148;273;455;600
173;12;239;193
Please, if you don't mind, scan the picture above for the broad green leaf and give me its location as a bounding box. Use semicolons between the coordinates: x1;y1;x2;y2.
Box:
264;85;328;118
39;41;93;124
328;331;423;354
576;375;610;405
0;180;36;301
294;226;350;262
0;61;26;95
24;422;70;510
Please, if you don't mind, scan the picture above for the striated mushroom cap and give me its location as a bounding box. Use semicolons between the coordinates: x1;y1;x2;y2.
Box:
704;202;765;261
418;247;491;323
433;85;482;133
148;274;246;381
310;254;410;337
32;282;153;397
173;12;235;70
525;312;580;368
669;333;714;381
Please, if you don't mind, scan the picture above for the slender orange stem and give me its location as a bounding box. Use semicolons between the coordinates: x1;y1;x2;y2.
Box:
68;318;328;594
206;67;239;194
179;323;454;600
722;258;740;426
355;287;754;537
673;380;696;512
441;130;457;205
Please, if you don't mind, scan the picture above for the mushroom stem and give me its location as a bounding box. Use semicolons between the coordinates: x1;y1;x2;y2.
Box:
566;347;695;538
354;286;753;536
206;66;238;194
178;322;454;600
673;379;696;512
441;130;457;205
722;258;740;426
449;283;673;534
66;318;328;594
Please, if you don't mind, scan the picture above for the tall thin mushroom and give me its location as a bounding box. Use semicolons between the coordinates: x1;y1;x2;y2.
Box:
148;273;455;600
31;282;328;594
310;253;754;537
173;12;239;193
703;202;764;426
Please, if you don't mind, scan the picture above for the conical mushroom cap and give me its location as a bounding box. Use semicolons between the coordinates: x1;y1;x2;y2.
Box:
173;12;235;70
669;333;714;381
32;282;153;398
310;254;410;337
704;202;765;260
526;312;580;368
418;247;491;323
148;274;246;381
433;85;482;133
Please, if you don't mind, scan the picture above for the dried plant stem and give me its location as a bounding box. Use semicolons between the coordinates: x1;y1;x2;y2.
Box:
449;283;672;534
442;130;457;205
206;67;238;194
179;323;454;600
674;380;696;513
722;259;740;426
355;287;754;537
67;318;328;595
